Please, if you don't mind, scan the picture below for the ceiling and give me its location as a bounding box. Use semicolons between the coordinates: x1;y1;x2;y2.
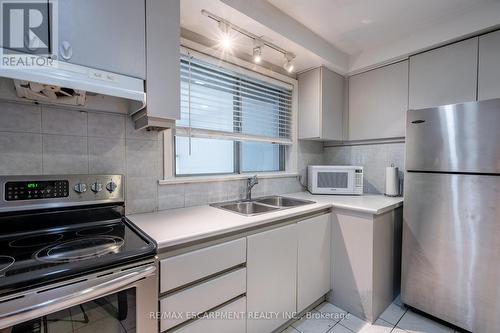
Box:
181;0;328;75
181;0;500;75
267;0;492;55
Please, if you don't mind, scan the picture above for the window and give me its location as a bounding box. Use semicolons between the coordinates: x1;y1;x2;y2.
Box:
175;54;293;176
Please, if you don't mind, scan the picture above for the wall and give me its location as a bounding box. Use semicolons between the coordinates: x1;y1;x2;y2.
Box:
323;142;405;194
156;140;327;210
0;100;162;214
297;140;324;186
0;100;308;214
157;176;302;211
0;100;402;214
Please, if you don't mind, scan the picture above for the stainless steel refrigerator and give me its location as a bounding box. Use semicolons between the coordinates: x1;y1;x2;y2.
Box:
402;99;500;333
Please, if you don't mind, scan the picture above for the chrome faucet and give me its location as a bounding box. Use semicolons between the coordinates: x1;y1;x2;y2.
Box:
245;175;259;201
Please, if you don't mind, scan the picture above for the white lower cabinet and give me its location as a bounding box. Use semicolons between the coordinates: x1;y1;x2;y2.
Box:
171;296;247;333
160;238;246;293
297;214;331;312
246;223;298;333
160;268;246;332
160;213;332;333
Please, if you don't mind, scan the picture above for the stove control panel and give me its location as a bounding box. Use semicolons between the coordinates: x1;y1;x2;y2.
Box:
5;180;69;201
0;175;124;212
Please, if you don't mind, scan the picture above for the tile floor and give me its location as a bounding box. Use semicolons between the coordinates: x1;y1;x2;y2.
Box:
282;297;461;333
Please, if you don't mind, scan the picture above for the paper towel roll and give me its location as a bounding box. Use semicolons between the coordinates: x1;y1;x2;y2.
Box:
385;165;399;197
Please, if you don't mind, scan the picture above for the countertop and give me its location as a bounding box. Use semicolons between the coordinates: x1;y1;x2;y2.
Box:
128;192;403;251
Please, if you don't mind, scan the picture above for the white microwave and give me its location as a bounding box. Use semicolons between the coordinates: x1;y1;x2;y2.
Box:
308;165;363;195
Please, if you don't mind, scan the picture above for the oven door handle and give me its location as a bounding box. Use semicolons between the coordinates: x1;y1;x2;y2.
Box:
0;263;156;329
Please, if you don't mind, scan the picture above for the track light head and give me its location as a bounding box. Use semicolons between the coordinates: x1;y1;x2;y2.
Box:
283;52;295;73
218;20;229;34
252;38;264;64
217;21;233;50
253;46;262;63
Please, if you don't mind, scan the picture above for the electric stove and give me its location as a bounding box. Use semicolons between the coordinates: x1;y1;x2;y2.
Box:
0;174;156;297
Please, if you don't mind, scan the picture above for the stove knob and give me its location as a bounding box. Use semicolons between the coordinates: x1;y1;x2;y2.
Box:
91;182;103;193
74;183;87;194
106;181;117;193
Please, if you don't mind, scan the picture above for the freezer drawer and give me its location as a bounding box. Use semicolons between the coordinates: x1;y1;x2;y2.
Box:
406;98;500;174
401;172;500;332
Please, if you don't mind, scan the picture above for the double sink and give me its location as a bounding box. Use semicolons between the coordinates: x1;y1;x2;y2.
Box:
210;195;315;216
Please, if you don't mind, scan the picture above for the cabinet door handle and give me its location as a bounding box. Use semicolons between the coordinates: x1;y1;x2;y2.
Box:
59;41;73;60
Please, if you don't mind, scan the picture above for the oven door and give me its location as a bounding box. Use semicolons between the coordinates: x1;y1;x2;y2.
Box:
0;261;158;333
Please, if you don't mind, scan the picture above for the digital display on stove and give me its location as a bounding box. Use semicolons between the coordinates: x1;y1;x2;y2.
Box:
5;180;69;201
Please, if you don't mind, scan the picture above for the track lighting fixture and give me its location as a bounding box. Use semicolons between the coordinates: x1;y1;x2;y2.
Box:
202;9;297;73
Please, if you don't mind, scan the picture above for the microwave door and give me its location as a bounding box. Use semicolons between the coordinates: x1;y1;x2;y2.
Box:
317;171;351;194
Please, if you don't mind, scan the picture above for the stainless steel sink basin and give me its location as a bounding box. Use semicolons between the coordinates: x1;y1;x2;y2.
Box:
254;196;315;207
210;196;315;216
213;201;279;216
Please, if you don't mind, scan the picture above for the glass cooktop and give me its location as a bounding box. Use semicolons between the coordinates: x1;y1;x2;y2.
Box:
0;206;156;297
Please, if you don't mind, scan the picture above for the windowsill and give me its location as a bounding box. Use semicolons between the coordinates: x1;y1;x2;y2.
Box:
158;172;299;185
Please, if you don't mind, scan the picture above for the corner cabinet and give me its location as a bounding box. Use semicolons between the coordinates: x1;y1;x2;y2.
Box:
298;67;344;141
246;213;332;333
478;30;500;101
409;37;478;109
297;214;331;312
247;224;298;333
58;0;146;79
348;61;408;140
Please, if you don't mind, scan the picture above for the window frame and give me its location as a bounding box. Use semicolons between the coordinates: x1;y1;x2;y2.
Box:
173;139;286;177
161;43;298;183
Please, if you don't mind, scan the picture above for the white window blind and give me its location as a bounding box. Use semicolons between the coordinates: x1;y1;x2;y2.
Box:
178;55;293;145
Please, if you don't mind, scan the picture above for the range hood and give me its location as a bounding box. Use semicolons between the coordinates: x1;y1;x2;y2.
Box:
0;60;146;113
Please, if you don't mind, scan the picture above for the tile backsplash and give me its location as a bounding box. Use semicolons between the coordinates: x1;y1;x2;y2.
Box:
0;100;405;214
0;100;304;214
0;100;162;214
158;177;303;211
323;142;405;194
297;140;324;187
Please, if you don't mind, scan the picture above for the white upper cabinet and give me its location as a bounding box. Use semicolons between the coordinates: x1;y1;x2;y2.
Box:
298;67;344;141
478;30;500;101
58;0;146;79
348;61;408;140
145;0;180;121
297;214;331;312
246;224;297;333
409;38;478;109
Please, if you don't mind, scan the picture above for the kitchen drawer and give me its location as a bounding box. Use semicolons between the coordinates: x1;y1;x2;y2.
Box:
160;238;246;293
171;296;246;333
160;267;247;332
